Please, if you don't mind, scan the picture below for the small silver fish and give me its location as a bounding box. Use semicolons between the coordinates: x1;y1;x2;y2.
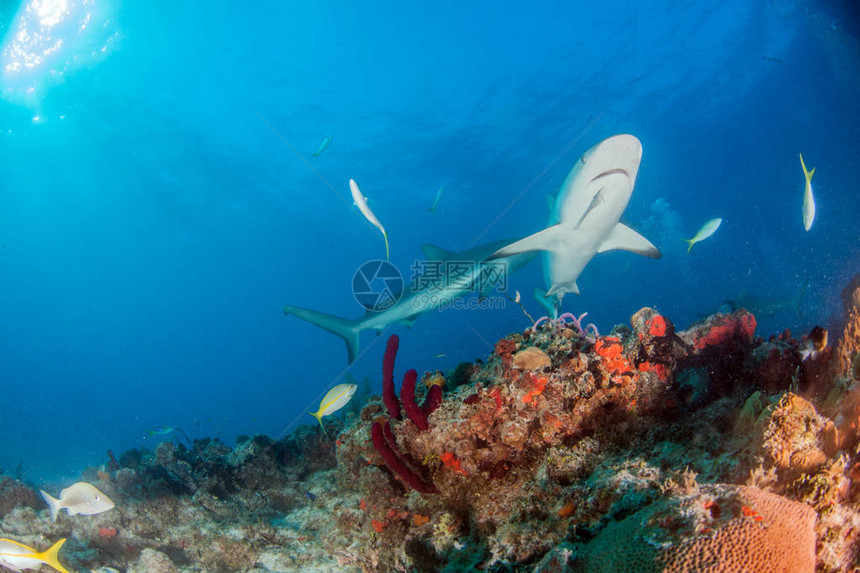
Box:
427;186;444;212
313;135;333;158
39;482;115;522
349;179;389;259
799;153;816;231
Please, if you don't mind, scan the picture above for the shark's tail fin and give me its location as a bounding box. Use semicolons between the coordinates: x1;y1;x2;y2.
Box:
283;305;362;363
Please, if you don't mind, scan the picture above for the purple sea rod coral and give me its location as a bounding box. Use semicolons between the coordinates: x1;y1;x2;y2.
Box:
371;420;438;493
380;335;442;430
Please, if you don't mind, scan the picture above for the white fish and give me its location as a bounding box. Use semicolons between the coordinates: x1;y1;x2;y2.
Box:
427;186;444;212
39;482;115;522
349;179;390;260
0;538;69;573
312;135;333;158
308;383;358;433
685;218;722;254
799;153;816;231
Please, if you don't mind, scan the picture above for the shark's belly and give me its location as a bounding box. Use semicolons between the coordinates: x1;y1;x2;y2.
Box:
544;229;605;292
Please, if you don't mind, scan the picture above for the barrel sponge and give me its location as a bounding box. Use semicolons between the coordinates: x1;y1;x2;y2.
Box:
570;484;816;573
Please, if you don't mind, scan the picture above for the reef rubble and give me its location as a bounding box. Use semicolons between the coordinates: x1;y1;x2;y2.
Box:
2;304;860;572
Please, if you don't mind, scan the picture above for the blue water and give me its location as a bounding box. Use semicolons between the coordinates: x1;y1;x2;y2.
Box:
1;1;858;483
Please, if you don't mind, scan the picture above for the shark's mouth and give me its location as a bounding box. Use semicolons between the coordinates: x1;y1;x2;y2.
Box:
590;168;631;184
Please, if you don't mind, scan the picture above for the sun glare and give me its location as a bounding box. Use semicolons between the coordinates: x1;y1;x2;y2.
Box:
1;0;118;106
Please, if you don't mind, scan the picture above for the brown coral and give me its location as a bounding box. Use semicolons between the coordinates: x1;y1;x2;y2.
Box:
570;485;816;573
755;393;830;483
512;346;551;371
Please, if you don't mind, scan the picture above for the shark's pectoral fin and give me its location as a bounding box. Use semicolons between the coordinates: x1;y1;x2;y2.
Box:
598;223;661;258
421;244;455;261
488;225;565;259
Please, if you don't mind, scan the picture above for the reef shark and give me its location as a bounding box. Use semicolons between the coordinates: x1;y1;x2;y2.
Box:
489;134;660;313
283;240;536;363
724;280;809;319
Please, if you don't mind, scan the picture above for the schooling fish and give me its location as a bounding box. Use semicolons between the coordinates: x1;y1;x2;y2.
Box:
308;383;357;433
427;186;445;212
684;218;722;254
312;135;333;158
39;482;115;522
799;326;828;361
349;179;390;260
0;537;69;573
799;153;816;231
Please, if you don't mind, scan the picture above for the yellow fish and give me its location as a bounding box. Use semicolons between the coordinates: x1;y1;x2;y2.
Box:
799;153;816;231
0;538;69;573
684;218;722;254
308;383;357;433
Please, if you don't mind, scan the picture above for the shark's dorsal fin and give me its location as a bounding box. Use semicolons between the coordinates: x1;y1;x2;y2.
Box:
598;223;661;258
421;244;455;261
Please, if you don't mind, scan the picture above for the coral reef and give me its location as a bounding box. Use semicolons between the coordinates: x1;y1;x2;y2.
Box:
3;303;860;572
835;275;860;379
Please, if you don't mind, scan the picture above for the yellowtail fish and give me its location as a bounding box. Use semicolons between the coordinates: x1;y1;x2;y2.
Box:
39;482;115;522
799;153;816;231
0;537;69;573
312;135;333;158
308;383;357;433
349;179;389;260
685;218;722;253
427;186;444;212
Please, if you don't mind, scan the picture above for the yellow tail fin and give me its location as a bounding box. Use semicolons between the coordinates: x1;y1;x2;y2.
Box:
685;239;695;254
35;538;69;573
799;153;815;182
382;230;390;260
307;410;326;433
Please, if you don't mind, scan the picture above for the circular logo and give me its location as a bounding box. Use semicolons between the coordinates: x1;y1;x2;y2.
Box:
352;260;403;311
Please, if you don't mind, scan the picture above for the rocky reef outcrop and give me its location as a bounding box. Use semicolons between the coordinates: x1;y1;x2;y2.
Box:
2;301;860;572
